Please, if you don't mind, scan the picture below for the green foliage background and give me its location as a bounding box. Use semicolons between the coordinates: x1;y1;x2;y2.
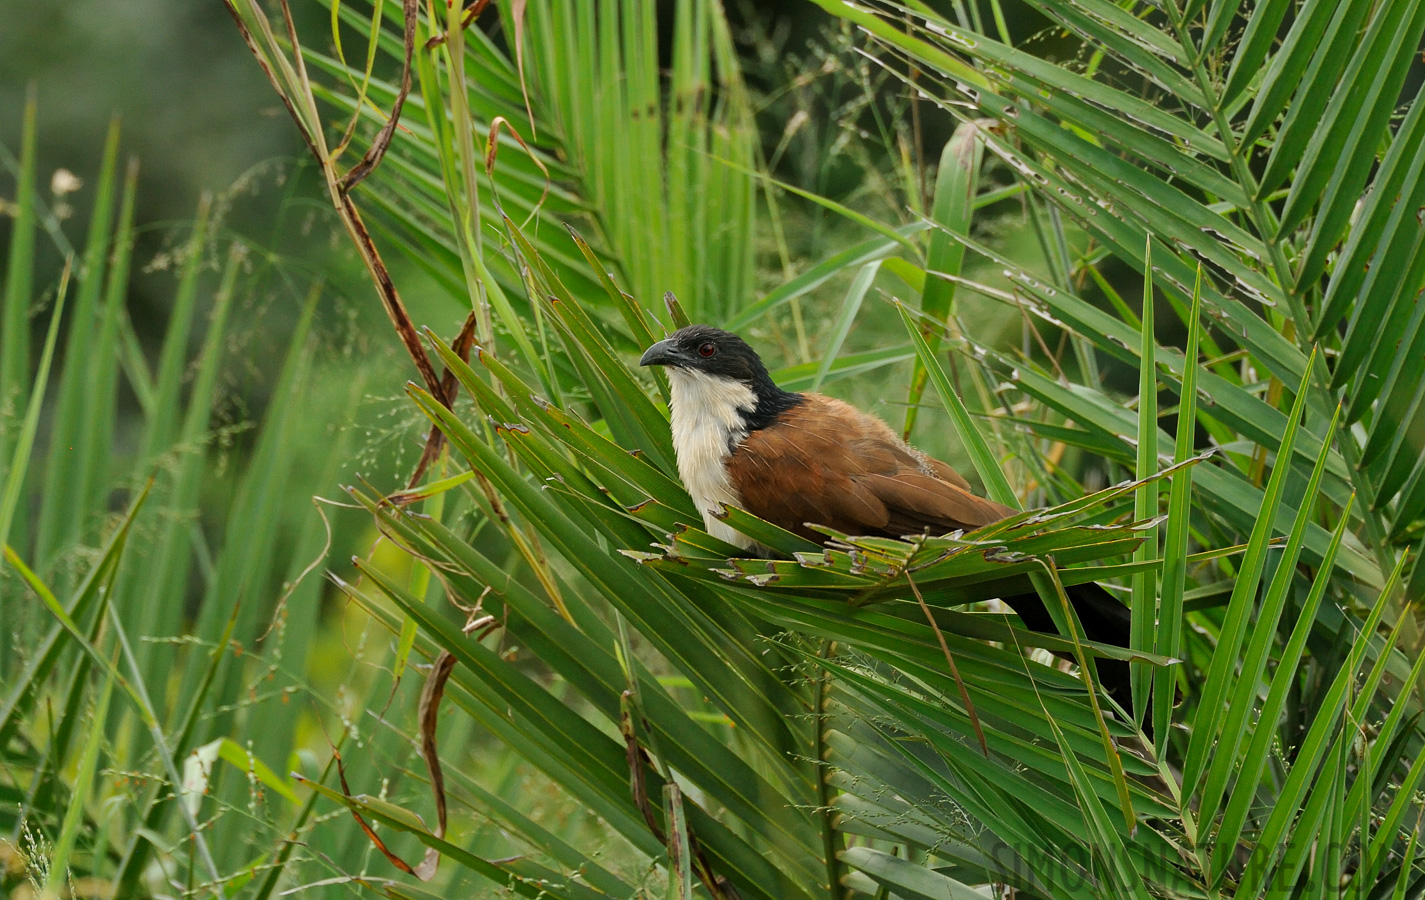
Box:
2;1;1424;898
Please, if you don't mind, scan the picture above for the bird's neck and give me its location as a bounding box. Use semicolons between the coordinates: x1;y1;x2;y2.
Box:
664;368;801;549
666;369;758;462
665;369;801;453
741;372;804;432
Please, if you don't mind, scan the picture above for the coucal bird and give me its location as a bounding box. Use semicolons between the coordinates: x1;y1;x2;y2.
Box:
640;324;1136;717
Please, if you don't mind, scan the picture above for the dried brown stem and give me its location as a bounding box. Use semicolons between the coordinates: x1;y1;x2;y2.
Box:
335;193;444;398
330;753;409;874
339;0;419;192
906;569;989;756
621;694;667;844
223;0;445;406
403;312;480;493
328;612;497;881
409;647;459;880
621;691;736;900
220;1;321;161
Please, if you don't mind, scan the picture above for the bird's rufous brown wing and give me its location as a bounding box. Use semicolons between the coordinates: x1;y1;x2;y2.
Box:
727;394;1141;725
726;394;1013;542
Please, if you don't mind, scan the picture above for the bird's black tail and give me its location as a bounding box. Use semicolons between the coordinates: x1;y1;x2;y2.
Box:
1002;582;1140;731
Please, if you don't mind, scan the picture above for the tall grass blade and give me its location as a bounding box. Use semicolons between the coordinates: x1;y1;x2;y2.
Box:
811;260;880;392
0;265;70;581
107;598;222;885
1229;553;1404;896
904;122;984;439
0;87;39;558
111;604;241;896
895;299;1015;508
1182;349;1318;798
35;118;122;567
1131;236;1158;723
130;242;243;680
1155;267;1201;751
78;156;140;533
140;195;212;462
1198;403;1341;830
1210;495;1355;869
45;645;118;896
1044;714;1152;900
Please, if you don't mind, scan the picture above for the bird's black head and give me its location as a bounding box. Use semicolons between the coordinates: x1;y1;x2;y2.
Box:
638;325;769;382
639;325;802;430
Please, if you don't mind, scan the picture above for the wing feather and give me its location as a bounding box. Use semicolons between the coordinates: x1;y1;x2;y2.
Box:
723;393;1138;725
727;394;1012;542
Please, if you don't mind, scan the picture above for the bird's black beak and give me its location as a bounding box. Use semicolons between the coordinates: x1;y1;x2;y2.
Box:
639;338;684;368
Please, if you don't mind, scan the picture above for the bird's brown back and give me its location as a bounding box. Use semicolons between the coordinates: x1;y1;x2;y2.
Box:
727;394;1013;543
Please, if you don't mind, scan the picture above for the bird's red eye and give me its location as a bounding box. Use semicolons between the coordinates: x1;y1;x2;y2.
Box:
698;342;716;358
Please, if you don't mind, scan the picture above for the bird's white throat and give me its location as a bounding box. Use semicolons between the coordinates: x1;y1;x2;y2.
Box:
666;368;757;548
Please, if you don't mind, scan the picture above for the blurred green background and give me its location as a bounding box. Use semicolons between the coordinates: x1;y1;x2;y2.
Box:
0;0;1072;389
3;4;1070;894
21;0;1410;896
0;0;1092;562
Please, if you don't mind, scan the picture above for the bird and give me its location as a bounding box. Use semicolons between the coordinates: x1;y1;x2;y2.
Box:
639;324;1137;719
